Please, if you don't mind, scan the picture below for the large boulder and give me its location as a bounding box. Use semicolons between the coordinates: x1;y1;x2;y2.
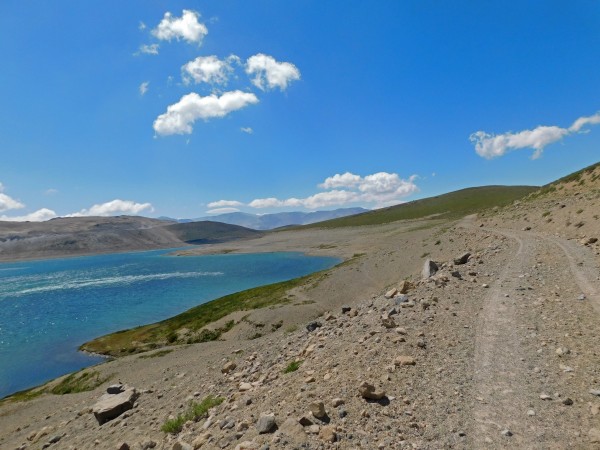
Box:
92;385;138;425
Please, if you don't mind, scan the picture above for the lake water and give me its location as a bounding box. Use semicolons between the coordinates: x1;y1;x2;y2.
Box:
0;249;339;398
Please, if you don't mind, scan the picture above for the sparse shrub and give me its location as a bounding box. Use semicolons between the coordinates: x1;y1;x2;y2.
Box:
161;395;224;434
51;370;111;395
575;221;585;228
421;252;430;258
166;331;178;343
284;360;303;373
542;211;551;217
271;320;283;332
249;332;263;340
434;240;441;245
284;324;298;334
577;209;584;214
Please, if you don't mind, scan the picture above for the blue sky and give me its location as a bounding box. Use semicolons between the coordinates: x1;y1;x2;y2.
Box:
1;1;600;220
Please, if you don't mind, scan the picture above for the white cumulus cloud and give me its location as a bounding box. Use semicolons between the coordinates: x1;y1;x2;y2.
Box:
207;200;244;208
139;81;150;96
206;207;241;215
246;54;301;91
0;208;57;222
68;199;154;217
0;183;25;212
153;91;259;136
240;127;253;134
152;10;207;45
242;171;418;210
471;111;600;159
136;44;159;56
182;55;238;85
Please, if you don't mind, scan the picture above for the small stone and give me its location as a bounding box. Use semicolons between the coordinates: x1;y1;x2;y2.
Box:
222;361;236;374
540;394;552;400
239;382;252;391
590;389;600;396
172;441;193;450
454;252;471;265
309;402;327;419
381;314;397;329
527;409;535;416
331;398;345;407
341;305;352;314
256;413;276;434
385;288;398;299
306;322;321;332
318;425;336;443
501;429;513;437
358;381;385;400
394;355;416;366
422;259;438;279
563;398;574;406
235;442;259;450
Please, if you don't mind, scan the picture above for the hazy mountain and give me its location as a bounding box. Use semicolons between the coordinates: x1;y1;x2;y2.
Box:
194;208;370;230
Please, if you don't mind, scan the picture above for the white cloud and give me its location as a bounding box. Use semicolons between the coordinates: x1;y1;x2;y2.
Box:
319;172;361;189
182;55;238;85
44;188;59;196
471;111;600;159
137;44;159;55
207;200;244;208
246;54;301;91
153;90;259;136
0;183;25;212
139;21;147;31
206;207;240;215
68;199;154;217
0;208;57;222
241;127;253;134
139;81;150;96
244;171;418;210
152;10;208;45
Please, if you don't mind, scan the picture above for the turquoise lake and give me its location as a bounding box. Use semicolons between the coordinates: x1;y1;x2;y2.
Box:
0;249;339;398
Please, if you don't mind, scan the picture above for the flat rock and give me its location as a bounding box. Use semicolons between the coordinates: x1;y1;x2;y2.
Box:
92;387;138;425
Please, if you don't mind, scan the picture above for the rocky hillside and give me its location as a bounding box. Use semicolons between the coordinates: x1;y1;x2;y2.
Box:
0;217;262;261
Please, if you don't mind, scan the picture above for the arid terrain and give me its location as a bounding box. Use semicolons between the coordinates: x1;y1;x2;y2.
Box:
1;165;599;450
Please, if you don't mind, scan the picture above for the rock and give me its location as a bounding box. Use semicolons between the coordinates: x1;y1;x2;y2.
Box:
590;389;600;397
585;237;598;245
309;401;327;419
540;393;552;400
92;386;138;425
454;252;471;265
563;398;573;406
234;442;259;450
399;280;413;294
358;381;385;400
381;314;397;329
306;322;322;332
239;382;252;391
590;428;600;443
256;413;276;434
318;425;337;443
578;294;587;301
422;259;438;279
384;288;398;299
117;443;130;450
394;295;409;305
278;418;307;444
191;433;212;448
221;361;236;374
341;305;352;314
394;355;416;366
450;270;462;279
107;384;125;394
527;409;535;416
172;442;193;450
501;429;513;437
332;398;345;407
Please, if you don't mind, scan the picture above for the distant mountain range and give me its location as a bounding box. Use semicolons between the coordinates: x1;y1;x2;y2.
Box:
158;207;370;230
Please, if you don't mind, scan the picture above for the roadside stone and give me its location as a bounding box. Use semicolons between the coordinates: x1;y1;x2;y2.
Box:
256;413;276;434
358;381;385;400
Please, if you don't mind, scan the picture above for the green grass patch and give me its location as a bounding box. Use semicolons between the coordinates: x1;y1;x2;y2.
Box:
81;266;336;357
161;395;224;434
298;186;537;228
283;360;303;373
50;370;112;395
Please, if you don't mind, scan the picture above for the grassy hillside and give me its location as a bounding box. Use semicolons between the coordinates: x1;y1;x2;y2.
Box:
301;185;538;228
166;221;263;244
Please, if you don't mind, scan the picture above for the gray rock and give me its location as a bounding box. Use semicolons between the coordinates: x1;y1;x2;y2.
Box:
92;386;138;425
306;322;322;332
358;381;385;400
422;259;438;279
256;413;276;434
172;442;193;450
393;294;409;305
107;384;125;394
501;429;513;437
453;252;471;265
341;305;352;314
309;401;327;419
